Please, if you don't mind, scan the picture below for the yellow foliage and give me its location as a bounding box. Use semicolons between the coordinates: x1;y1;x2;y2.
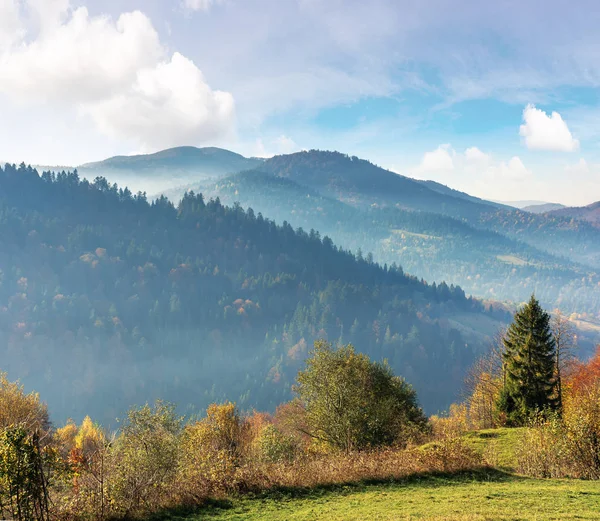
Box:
74;416;105;458
54;419;78;458
179;402;247;494
0;372;49;432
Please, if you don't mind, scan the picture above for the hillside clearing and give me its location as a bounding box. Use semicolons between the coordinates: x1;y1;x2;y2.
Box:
155;470;600;520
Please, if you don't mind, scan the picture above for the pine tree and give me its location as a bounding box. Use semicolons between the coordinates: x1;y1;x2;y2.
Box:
497;295;557;425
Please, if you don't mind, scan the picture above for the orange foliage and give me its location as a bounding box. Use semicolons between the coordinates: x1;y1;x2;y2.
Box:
566;345;600;395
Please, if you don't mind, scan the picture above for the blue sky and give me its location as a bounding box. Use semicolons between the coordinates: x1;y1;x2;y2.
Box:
1;0;600;204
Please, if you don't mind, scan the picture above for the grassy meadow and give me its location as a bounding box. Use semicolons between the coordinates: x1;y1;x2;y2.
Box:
154;429;600;521
156;470;600;521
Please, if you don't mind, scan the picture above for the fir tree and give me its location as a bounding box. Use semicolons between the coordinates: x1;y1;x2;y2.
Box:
497;295;557;425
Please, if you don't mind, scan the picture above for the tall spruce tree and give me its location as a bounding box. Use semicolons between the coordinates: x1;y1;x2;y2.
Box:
497;295;557;425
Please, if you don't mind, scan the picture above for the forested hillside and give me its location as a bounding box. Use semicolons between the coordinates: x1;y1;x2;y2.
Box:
0;163;505;425
178;169;600;318
547;201;600;226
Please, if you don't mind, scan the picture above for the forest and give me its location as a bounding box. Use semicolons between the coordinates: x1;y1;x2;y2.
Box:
0;162;504;426
186;166;600;317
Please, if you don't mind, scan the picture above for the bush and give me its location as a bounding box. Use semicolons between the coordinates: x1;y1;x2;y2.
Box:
110;401;182;517
253;424;298;463
518;383;600;479
178;403;248;498
295;341;428;453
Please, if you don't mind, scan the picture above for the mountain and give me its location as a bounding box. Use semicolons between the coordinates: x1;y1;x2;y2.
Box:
75;146;263;195
0;163;510;425
522;203;566;213
548;201;600;226
496;200;557;209
184;170;600;318
417;179;509;209
258;151;501;221
80;146;261;175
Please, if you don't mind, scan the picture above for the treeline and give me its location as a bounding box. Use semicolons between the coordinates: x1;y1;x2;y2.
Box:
0;343;477;520
0;163;495;424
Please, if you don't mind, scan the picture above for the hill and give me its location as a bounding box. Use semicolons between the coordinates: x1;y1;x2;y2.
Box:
548;201;600;226
260;150;501;220
522;202;566;213
80;146;261;176
417;179;509;209
74;146;263;195
0;163;508;425
242;151;600;271
172;168;600;319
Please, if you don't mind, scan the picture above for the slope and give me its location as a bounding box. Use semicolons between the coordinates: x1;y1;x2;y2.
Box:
178;170;600;319
0;163;507;426
260;150;500;220
548;201;600;226
75;146;263;195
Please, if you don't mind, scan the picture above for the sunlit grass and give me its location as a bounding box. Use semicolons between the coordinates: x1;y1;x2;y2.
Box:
156;470;600;520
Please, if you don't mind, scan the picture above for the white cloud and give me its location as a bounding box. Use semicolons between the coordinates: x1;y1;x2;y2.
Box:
519;104;579;152
464;146;490;167
83;53;235;150
414;144;530;182
565;158;590;176
273;135;299;154
183;0;224;11
418;144;455;173
0;0;22;49
487;156;532;181
0;1;235;150
253;135;300;158
0;6;162;102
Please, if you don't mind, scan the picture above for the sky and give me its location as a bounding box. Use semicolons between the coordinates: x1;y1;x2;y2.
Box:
1;0;600;205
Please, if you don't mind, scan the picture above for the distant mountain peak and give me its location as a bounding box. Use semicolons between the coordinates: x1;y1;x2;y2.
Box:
79;146;252;169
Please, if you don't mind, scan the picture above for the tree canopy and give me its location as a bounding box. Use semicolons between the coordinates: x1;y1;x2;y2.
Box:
295;341;428;452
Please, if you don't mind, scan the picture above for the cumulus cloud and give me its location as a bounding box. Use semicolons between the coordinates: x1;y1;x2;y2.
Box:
0;0;22;49
83;53;235;150
254;135;300;158
419;144;455;173
519;104;579;152
415;144;530;182
464;146;490;167
487;156;532;181
0;0;235;149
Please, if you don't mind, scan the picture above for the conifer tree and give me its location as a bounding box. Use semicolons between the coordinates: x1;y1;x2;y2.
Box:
497;295;557;425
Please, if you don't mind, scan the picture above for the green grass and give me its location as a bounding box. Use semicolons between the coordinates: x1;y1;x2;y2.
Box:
152;429;600;520
461;428;525;470
156;470;600;520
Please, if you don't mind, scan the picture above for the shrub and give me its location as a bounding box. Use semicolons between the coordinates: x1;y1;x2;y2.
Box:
178;402;248;498
253;424;298;463
110;401;182;517
295;341;428;453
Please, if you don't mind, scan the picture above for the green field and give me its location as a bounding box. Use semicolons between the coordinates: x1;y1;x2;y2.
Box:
157;470;600;520
153;429;600;521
